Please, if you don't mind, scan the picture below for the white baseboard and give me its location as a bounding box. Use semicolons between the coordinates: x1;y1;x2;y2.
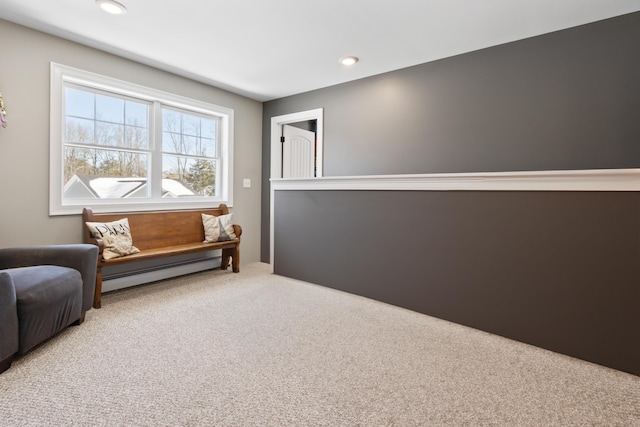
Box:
102;257;223;293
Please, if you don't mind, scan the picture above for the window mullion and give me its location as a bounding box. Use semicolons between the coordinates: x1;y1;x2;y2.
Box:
150;101;163;199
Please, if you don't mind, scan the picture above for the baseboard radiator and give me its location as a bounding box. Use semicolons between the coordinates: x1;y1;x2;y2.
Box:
102;256;222;293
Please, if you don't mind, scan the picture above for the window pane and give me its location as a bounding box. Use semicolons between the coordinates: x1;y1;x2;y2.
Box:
161;108;219;159
162;131;182;154
162;155;216;197
125;126;148;149
65;88;94;119
66;117;95;144
201;118;217;140
200;137;216;157
183;135;199;156
125;101;148;127
162;109;181;132
96;94;124;123
182;114;200;137
96;122;125;147
63;146;148;199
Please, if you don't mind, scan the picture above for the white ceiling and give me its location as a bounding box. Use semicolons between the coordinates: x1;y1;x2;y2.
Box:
1;0;639;101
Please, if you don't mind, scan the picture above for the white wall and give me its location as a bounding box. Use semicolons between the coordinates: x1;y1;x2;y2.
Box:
0;19;262;264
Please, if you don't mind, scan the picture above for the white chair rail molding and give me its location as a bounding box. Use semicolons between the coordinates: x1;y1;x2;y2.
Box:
270;168;640;192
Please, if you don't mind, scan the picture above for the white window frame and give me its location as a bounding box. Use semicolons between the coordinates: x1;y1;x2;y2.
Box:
50;63;234;215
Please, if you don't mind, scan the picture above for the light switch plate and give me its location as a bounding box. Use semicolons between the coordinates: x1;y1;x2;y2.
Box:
243;179;251;188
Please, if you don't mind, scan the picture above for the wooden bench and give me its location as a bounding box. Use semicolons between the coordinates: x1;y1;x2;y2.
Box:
82;204;241;309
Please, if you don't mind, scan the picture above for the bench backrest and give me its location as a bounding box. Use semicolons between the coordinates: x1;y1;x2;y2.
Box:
82;205;230;250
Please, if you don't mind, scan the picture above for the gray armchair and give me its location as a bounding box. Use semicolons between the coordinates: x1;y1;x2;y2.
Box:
0;244;98;374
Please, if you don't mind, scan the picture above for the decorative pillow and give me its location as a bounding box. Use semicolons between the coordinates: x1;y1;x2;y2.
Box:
85;218;140;260
202;213;237;243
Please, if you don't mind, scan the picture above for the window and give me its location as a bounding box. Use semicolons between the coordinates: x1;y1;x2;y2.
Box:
50;63;233;215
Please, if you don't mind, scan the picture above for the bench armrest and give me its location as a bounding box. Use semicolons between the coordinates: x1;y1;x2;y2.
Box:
85;237;106;260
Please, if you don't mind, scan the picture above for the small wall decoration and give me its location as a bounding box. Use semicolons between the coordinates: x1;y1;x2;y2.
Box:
0;92;7;128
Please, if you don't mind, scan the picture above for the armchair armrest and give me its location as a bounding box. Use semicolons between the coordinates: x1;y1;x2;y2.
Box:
0;244;99;312
0;271;19;367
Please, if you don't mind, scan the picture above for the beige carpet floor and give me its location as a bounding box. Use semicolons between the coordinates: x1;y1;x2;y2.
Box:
1;262;638;426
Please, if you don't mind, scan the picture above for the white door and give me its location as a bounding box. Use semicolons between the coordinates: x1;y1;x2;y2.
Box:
281;124;315;178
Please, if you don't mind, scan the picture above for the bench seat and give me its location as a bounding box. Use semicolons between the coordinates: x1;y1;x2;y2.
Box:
100;240;240;265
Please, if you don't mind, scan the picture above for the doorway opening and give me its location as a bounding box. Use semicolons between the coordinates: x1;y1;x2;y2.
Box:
270;108;323;179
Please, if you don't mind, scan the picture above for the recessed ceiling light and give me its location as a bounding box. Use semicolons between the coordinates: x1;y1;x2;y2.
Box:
96;0;127;15
340;56;359;66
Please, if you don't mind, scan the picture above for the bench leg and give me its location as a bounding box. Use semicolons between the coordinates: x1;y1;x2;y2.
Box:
221;247;240;273
93;265;103;309
231;247;240;273
221;249;231;271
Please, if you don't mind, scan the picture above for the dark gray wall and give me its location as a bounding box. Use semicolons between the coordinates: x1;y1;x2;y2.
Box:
262;11;640;262
273;190;640;376
261;12;640;375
